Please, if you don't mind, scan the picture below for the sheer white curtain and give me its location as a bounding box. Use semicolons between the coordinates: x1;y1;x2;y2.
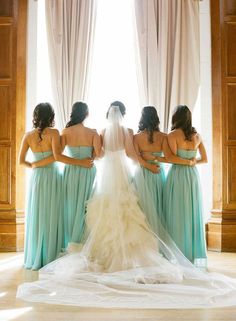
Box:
45;0;97;129
134;0;200;132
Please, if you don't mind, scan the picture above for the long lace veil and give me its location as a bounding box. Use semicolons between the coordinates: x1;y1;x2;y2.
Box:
94;106;202;274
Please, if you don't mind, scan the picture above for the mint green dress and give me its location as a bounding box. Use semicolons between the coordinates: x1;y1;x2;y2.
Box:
135;152;166;233
63;146;96;247
163;149;207;266
24;151;63;270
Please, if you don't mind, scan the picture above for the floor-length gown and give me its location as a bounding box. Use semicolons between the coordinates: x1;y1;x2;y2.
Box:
135;152;166;231
24;151;63;270
163;149;207;266
17;110;236;308
63;146;96;247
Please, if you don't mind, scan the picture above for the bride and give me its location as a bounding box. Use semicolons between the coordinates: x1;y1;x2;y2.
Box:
17;102;236;309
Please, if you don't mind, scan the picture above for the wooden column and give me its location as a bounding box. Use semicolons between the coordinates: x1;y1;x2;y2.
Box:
0;0;27;251
207;0;236;251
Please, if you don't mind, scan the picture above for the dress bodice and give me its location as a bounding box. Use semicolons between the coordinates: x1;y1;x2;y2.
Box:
176;149;197;160
65;146;93;159
32;151;55;168
147;151;163;165
32;151;53;161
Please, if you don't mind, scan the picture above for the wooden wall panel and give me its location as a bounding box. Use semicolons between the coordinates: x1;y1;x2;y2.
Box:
0;147;11;204
208;0;236;251
224;0;236;15
226;22;236;76
227;84;236;140
0;85;11;141
0;1;13;17
0;23;12;79
228;147;236;205
0;0;26;252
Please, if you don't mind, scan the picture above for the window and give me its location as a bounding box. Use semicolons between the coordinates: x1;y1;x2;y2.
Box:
86;0;140;131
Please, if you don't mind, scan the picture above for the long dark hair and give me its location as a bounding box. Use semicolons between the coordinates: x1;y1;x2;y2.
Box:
138;106;160;143
106;101;126;118
171;105;196;141
66;102;88;128
33;102;55;141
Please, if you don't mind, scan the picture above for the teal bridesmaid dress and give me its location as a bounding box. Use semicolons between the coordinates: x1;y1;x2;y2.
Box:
135;152;166;233
63;146;96;247
24;151;63;270
163;149;207;266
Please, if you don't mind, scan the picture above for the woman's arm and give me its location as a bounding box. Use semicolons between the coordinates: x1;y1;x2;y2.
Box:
18;134;32;168
125;129;138;161
92;131;102;159
52;130;93;168
133;135;159;174
31;155;55;168
60;131;67;152
196;141;208;164
97;129;105;158
163;136;195;166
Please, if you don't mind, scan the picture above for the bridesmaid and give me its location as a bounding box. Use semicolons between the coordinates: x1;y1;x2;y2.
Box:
19;103;92;270
134;106;194;231
61;102;101;248
163;105;207;266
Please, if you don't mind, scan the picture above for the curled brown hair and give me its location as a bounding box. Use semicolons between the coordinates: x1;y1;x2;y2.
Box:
66;102;88;128
138;106;160;143
171;105;196;141
33;103;55;141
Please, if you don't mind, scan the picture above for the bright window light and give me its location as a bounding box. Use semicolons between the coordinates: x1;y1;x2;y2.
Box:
0;254;23;272
84;0;140;131
0;308;33;321
36;0;54;105
36;0;140;131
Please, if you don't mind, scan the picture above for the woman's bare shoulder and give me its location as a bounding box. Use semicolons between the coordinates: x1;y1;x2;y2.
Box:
21;131;33;144
61;126;70;134
167;129;177;137
156;131;167;138
25;129;35;137
128;128;134;135
46;128;60;137
83;126;98;135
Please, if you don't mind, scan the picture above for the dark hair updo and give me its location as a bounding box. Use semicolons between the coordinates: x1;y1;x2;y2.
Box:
171;105;197;141
66;102;89;128
138;106;160;143
33;102;55;141
106;101;126;118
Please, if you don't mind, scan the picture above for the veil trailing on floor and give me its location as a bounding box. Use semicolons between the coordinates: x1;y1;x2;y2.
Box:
17;106;236;308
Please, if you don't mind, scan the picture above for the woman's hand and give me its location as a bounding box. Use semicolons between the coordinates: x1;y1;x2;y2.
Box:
144;163;160;174
189;158;197;166
78;158;94;168
141;152;156;161
31;162;37;169
24;161;32;168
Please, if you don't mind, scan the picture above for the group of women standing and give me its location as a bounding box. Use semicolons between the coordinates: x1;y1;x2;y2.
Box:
19;100;207;270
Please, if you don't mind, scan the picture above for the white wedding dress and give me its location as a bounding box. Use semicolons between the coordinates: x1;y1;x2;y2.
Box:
17;107;236;308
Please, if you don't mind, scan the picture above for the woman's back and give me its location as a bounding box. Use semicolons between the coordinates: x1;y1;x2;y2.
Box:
26;128;56;152
134;131;165;153
169;129;201;151
62;124;97;147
